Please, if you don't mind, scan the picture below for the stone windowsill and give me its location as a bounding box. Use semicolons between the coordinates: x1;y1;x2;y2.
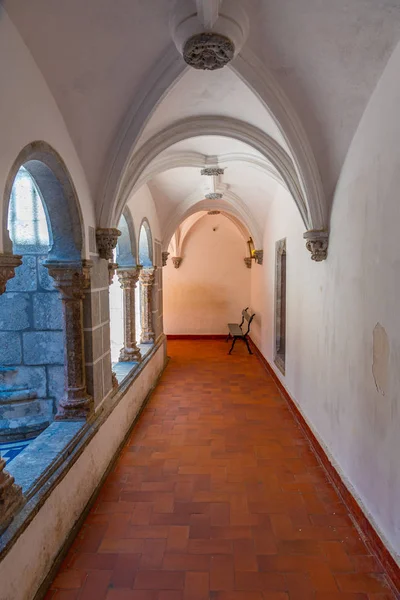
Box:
112;343;154;384
0;337;163;560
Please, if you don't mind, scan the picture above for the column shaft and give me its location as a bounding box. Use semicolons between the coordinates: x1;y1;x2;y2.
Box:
118;268;141;362
139;267;156;344
45;262;93;420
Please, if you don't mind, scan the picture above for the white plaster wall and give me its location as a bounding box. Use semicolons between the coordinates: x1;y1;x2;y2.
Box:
127;184;161;255
163;215;250;334
0;341;166;600
0;9;95;254
250;42;400;562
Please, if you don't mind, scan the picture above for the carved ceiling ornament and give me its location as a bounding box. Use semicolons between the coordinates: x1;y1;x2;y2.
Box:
96;228;121;260
183;32;235;70
205;192;223;200
201;167;225;176
0;254;23;295
303;230;329;262
254;250;264;265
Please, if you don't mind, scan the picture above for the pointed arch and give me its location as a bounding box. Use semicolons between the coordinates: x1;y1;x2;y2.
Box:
162;196;261;252
3;141;84;262
117;207;137;267
98;46;326;234
111;117;310;234
138;218;153;267
170;210;250;258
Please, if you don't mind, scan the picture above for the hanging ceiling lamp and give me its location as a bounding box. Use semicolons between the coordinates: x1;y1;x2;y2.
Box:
201;165;224;200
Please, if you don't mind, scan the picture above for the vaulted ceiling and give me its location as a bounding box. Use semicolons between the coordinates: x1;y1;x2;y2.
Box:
4;0;400;234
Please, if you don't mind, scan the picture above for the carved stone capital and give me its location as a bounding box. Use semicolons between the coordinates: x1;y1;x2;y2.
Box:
244;257;252;269
117;267;141;290
183;33;235;70
96;228;121;260
172;257;183;269
0;254;23;295
139;266;156;285
44;261;92;299
304;230;329;262
254;250;263;265
162;252;170;267
108;262;119;285
0;457;25;533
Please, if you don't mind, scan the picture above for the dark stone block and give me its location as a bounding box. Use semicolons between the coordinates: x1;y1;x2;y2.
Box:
23;332;64;365
0;293;30;330
33;292;62;330
0;332;22;364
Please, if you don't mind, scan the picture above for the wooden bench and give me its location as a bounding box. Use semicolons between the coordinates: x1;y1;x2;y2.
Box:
226;307;255;355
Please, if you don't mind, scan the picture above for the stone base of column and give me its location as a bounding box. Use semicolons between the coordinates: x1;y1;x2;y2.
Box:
119;346;142;362
0;458;25;533
140;332;155;344
55;393;93;421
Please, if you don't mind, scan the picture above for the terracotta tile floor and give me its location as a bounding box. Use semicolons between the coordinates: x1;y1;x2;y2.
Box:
46;340;397;600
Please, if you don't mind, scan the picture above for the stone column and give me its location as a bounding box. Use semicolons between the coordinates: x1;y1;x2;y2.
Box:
0;253;25;531
45;261;93;420
118;267;142;362
139;267;156;344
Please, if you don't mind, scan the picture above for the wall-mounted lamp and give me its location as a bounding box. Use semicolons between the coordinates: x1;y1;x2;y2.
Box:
247;237;255;258
245;238;263;268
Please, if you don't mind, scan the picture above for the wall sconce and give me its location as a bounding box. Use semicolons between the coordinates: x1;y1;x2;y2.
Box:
244;237;255;268
247;237;255;259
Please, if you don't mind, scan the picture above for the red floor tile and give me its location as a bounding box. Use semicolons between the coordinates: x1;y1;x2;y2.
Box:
47;341;397;600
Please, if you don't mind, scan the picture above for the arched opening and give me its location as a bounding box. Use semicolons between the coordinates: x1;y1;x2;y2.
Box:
110;211;137;364
138;218;153;268
163;211;253;337
137;220;154;346
0;142;85;454
0;166;62;445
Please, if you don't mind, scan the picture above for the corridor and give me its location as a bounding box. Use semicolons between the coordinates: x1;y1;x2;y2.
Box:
46;341;395;600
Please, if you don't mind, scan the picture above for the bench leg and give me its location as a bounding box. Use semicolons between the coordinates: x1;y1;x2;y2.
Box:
244;336;253;355
228;337;237;355
225;332;231;342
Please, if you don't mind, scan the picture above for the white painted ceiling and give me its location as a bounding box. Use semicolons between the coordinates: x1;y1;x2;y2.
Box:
132;135;280;244
5;0;400;203
136;66;287;150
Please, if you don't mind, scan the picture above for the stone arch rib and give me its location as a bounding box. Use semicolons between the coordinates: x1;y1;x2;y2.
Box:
111;117;312;233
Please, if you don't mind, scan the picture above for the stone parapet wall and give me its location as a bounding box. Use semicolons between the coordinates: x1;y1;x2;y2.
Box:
0;253;64;419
